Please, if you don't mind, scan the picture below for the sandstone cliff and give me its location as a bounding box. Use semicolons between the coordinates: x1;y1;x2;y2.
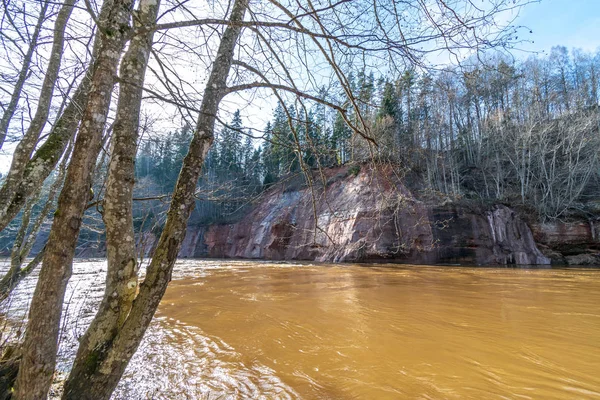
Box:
183;165;559;265
532;220;600;265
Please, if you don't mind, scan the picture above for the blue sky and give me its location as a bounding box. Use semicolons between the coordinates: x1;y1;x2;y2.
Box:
513;0;600;55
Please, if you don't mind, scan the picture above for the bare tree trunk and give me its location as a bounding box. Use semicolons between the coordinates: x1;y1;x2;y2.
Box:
0;141;71;301
0;250;45;304
0;198;36;298
62;1;248;397
0;0;77;212
0;0;49;150
64;0;160;394
12;0;133;397
0;76;91;232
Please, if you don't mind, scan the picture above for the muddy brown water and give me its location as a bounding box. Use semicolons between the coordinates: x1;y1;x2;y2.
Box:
1;259;600;399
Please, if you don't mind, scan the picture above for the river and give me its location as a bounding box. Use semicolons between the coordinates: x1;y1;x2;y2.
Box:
1;260;600;399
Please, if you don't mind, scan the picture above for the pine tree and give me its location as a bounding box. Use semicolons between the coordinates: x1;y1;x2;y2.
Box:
261;121;278;186
219;110;243;174
271;102;299;175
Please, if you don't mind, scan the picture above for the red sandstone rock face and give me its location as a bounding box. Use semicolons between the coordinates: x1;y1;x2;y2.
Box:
532;221;595;245
197;166;551;265
530;220;600;264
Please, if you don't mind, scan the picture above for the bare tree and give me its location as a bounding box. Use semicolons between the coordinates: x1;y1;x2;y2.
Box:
0;74;91;232
0;0;92;232
0;0;49;150
62;1;249;397
64;0;161;395
0;141;72;301
0;0;77;211
13;0;134;396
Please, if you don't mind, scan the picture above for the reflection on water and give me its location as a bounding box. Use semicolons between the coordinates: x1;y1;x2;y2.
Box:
2;260;600;399
117;318;297;399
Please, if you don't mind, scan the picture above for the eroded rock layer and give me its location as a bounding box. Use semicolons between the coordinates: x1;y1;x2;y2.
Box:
190;165;552;265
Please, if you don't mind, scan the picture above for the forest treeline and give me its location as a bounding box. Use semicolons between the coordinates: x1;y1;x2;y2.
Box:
2;47;599;256
134;46;600;230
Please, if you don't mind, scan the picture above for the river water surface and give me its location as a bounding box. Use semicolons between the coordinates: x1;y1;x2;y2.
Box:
2;260;600;399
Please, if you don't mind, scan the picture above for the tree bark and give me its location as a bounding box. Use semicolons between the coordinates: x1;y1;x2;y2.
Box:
62;0;248;397
63;0;160;395
12;0;134;397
